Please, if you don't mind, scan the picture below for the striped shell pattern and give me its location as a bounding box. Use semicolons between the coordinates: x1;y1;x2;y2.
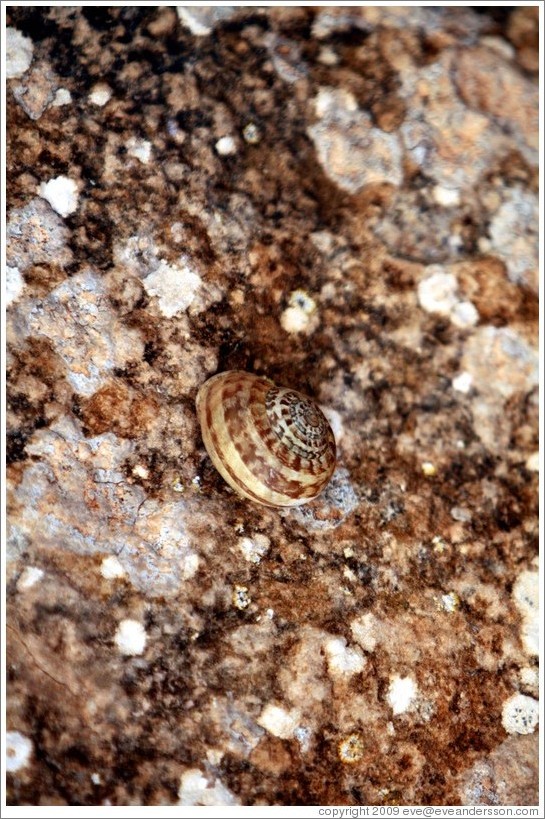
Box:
196;371;336;507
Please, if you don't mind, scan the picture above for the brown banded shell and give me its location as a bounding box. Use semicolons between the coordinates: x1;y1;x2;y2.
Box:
196;370;336;507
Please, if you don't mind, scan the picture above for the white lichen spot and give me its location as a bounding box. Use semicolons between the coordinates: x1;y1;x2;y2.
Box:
7;28;34;78
421;461;437;477
242;122;261;144
215;135;237;156
324;636;366;677
440;592;460;613
178;768;239;806
126;136;152;164
257;704;301;739
38;176;79;218
6;731;33;773
512;569;539;656
232;585;250;610
338;733;365;764
432;185;461;207
114;619;147;656
280;289;319;334
387;675;418;716
6;266;25;306
452;371;473;394
502;693;539;735
237;534;270;564
143;258;201;317
89;83;112;106
16;566;44;591
51;88;72;107
100;556;126;580
350;613;379;652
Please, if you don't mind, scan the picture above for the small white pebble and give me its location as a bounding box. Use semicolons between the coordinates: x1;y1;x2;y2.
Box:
215;135;237;156
422;462;437;477
317;46;339;66
6;731;33;772
440;592;460;613
114;619;147;656
39;175;79;218
51;88;72;107
126;136;152;164
89;83;112;106
452;371;473;394
387;675;418;716
6;265;25;306
451;300;479;328
257;704;300;739
91;772;101;785
502;693;539;735
242;122;261;144
101;556;126;580
6;27;34;78
280;289;318;335
16;566;44;591
232;585;250;610
525;452;539;472
450;506;472;523
519;666;538;695
432;185;461;208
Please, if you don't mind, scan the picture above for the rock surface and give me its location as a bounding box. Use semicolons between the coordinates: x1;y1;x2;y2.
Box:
6;6;539;807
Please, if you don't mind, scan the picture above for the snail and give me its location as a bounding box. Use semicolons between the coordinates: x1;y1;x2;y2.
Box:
196;370;336;507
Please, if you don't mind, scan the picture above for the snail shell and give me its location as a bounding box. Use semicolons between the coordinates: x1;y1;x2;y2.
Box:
196;370;336;507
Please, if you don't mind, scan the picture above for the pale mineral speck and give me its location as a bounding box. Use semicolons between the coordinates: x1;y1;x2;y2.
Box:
237;534;270;564
51;88;72;107
142;258;201;317
450;506;472;523
126;136;152;164
512;569;539;657
501;693;539;735
257;704;301;739
432;185;461;207
6;27;34;78
519;666;538;697
38;176;79;218
452;371;473;394
114;619;147;656
324;636;366;677
317;46;339;66
100;556;126;580
132;464;150;480
16;566;44;591
387;675;418;716
178;768;240;806
91;773;101;785
6;731;33;773
89;83;112;106
488;188;538;290
6;265;25;306
215;135;237;156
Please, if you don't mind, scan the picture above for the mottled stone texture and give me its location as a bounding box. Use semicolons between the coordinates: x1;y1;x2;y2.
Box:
6;5;539;807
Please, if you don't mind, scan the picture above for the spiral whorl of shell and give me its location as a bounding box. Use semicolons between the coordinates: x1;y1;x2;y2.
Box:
196;370;336;507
